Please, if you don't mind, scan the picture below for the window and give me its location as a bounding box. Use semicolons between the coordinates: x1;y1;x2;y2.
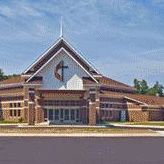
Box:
60;109;63;119
18;103;21;107
64;109;69;120
48;109;53;120
10;110;12;117
10;103;13;108
14;103;17;108
18;110;21;117
109;111;112;117
14;110;17;117
76;109;79;119
71;109;75;120
44;109;47;119
54;109;59;120
105;104;108;108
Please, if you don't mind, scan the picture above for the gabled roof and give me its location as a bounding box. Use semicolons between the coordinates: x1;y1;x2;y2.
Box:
23;37;100;76
100;91;164;106
124;93;164;106
26;47;99;83
97;76;135;92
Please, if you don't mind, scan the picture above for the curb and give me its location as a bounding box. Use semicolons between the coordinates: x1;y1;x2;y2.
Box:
108;124;164;131
0;133;161;137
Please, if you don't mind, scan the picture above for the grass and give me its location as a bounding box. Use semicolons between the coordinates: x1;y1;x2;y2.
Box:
104;121;164;126
0;127;153;134
0;120;19;124
125;122;164;126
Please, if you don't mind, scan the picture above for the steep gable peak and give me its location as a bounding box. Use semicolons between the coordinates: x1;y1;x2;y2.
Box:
23;37;100;77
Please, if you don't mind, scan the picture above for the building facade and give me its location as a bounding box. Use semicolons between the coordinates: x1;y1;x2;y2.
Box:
0;37;164;125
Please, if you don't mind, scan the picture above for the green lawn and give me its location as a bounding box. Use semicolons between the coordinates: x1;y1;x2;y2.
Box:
0;120;19;124
125;122;164;126
0;127;153;134
105;121;164;126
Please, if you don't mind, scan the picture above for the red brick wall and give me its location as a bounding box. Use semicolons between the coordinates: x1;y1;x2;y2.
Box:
89;103;96;125
148;110;164;121
127;110;149;122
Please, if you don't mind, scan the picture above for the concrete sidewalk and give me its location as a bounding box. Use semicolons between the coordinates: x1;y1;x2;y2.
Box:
109;123;164;130
0;132;160;137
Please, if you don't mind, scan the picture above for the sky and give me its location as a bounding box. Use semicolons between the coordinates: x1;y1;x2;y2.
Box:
0;0;164;86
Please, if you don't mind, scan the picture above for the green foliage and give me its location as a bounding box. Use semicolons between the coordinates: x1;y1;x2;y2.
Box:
0;68;19;81
134;79;164;97
133;79;149;94
0;69;8;81
18;117;24;123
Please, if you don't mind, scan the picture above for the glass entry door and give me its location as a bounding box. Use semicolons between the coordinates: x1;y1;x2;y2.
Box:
48;109;80;124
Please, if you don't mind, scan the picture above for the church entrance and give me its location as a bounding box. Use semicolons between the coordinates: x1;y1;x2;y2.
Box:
47;108;80;124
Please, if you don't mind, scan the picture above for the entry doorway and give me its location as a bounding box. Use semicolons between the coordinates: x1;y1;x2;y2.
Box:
47;109;80;124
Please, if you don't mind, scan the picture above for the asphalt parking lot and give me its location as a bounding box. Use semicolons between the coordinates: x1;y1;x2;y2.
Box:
0;137;164;164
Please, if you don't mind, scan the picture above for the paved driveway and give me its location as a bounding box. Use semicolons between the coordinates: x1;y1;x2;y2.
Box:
0;137;164;164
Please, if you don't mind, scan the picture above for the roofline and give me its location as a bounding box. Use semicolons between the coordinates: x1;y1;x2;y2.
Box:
23;37;62;74
124;96;148;106
26;47;99;83
100;84;135;91
62;37;100;74
23;36;100;75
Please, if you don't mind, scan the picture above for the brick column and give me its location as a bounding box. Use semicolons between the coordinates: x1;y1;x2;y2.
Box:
28;88;35;125
95;89;100;124
23;87;29;122
89;102;96;125
88;87;100;125
35;91;44;124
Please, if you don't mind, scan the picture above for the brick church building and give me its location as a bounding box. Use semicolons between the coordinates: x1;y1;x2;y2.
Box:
0;36;164;125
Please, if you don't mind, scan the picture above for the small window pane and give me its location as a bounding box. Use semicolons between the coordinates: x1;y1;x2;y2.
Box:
10;110;12;117
14;110;17;117
48;109;53;120
64;109;69;120
18;110;21;117
10;103;13;108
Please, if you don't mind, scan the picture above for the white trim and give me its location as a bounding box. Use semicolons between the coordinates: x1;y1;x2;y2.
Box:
1;100;23;103
26;47;98;83
23;84;41;86
0;93;23;96
28;102;34;104
62;37;100;74
100;102;126;105
99;108;122;111
23;38;62;74
1;107;23;110
89;102;95;105
93;74;102;78
23;37;100;75
44;106;82;109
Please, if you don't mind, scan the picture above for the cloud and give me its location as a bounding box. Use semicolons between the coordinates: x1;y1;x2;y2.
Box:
0;0;164;85
0;1;42;18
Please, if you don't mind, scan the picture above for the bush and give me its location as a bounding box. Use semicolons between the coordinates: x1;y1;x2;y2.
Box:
18;117;23;123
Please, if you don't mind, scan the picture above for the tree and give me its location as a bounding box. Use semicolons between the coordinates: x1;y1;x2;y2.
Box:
134;79;140;93
0;69;7;81
133;79;149;94
140;80;149;94
149;81;163;96
134;79;164;97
